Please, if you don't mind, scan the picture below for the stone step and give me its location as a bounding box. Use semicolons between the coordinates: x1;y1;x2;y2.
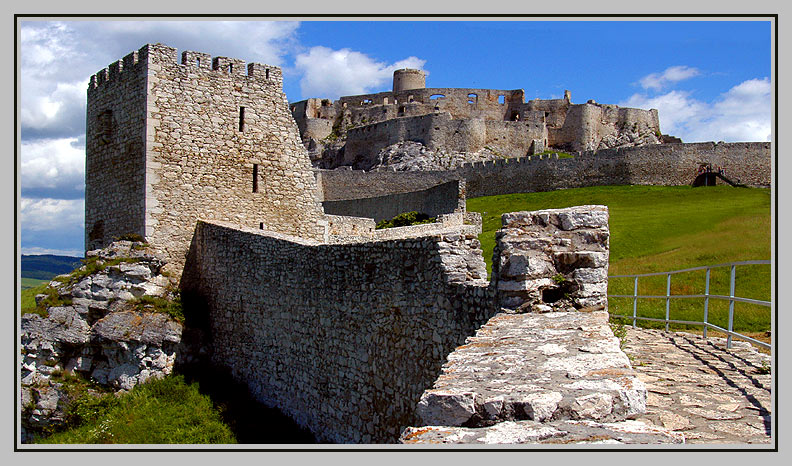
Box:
403;310;668;443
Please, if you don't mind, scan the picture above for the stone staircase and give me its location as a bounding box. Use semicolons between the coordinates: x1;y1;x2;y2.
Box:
399;309;683;444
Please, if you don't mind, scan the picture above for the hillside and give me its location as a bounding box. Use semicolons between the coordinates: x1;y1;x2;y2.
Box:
21;254;82;280
467;185;771;332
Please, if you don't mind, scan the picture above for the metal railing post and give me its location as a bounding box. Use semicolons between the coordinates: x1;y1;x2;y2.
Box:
727;264;736;348
703;268;710;339
665;273;671;332
632;276;638;328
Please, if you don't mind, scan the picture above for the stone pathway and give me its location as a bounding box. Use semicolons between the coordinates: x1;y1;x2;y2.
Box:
400;311;682;444
622;327;772;444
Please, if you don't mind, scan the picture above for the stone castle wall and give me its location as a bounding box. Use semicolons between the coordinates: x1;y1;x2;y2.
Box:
461;142;770;197
181;220;495;443
86;44;328;274
342;112;547;168
316;142;771;203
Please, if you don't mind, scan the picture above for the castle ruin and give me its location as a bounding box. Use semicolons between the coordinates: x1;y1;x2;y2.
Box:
291;68;671;169
83;44;769;444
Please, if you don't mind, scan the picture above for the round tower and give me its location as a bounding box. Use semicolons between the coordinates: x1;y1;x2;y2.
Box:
393;69;426;93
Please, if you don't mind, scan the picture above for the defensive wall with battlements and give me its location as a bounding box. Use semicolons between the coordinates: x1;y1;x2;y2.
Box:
314;141;771;210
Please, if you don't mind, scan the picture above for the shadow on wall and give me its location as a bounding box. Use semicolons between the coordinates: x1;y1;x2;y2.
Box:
177;362;319;444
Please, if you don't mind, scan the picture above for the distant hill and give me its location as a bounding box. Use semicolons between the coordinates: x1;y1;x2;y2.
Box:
21;254;83;280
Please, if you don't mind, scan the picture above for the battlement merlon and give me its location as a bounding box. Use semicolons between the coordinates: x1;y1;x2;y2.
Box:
88;43;284;93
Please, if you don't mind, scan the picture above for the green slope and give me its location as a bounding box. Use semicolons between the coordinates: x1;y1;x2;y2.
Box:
467;185;771;332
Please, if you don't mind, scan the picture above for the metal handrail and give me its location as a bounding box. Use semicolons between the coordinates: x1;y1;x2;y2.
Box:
608;260;771;349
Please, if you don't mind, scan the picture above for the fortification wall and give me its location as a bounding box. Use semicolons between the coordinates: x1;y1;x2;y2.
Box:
322;180;463;222
85;49;149;250
181;220;495;443
316;142;770;203
86;44;328;274
461;142;770;197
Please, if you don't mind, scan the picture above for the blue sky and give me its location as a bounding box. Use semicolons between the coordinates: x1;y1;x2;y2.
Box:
18;19;773;257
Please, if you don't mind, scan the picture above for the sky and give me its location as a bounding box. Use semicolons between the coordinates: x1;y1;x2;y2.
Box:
17;19;773;257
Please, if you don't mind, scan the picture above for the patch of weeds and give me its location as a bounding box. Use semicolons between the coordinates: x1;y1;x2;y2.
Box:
376;211;436;229
609;319;629;350
552;273;567;284
129;294;185;323
31;287;72;317
116;233;146;243
757;361;771;375
538;149;574;159
55;256;142;287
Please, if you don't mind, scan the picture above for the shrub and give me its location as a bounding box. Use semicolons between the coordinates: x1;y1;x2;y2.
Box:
129;294;185;323
376;211;436;229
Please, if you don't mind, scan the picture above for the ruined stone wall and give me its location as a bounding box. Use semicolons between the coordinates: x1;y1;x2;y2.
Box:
85;49;149;250
322;180;463;222
86;44;328;274
181;220;495;443
460;142;771;197
316;142;770;203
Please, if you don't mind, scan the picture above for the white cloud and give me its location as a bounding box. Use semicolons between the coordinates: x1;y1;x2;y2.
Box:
20;198;84;232
639;65;700;91
21;246;85;257
620;77;771;143
294;46;426;99
21;137;85;195
20;20;301;141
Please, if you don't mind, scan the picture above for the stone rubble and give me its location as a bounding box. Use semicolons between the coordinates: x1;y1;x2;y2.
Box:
20;241;185;442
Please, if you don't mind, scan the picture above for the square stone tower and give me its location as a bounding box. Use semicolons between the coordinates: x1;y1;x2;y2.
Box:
85;43;327;274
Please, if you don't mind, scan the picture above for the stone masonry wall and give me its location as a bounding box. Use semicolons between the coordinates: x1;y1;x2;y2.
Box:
315;142;770;206
492;206;610;312
143;44;327;274
181;220;495;443
460;142;771;197
85;49;149;250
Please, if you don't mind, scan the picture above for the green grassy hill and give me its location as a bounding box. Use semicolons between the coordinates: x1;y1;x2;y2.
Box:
467;185;771;332
21;254;82;280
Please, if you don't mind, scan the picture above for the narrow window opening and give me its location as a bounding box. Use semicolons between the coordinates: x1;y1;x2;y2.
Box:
259;222;264;230
228;64;233;73
239;107;246;132
498;95;506;104
266;68;270;79
196;58;201;67
252;163;259;193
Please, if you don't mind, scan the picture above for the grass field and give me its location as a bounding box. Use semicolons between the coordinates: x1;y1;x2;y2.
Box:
21;277;49;290
466;185;771;333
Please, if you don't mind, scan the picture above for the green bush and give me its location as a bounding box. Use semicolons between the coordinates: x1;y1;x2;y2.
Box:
376;211;436;229
129;294;185;323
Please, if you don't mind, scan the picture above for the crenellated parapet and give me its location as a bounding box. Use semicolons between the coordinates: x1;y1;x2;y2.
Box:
88;43;284;96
